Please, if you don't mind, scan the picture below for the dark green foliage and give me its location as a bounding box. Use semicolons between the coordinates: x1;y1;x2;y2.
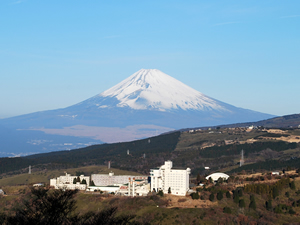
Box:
168;187;171;194
73;178;77;184
249;199;256;210
226;191;231;199
244;177;290;198
190;192;199;200
272;186;279;199
223;207;231;214
239;199;245;208
81;179;87;185
216;191;223;200
217;177;223;184
230;157;300;174
285;192;290;197
157;190;164;197
238;188;243;197
209;193;214;201
196;173;201;183
274;205;282;214
78;207;135;225
6;187;78;224
274;204;295;214
290;180;296;190
4;187;136;225
233;190;240;204
265;200;273;211
289;208;296;215
90;180;95;186
76;176;80;183
0;132;181;175
199;141;297;158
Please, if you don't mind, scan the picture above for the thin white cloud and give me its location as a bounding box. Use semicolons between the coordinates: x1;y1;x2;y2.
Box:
280;15;300;18
213;22;240;26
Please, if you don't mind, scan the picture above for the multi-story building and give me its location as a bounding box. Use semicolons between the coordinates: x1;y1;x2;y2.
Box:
150;161;191;196
50;173;90;190
91;172;147;186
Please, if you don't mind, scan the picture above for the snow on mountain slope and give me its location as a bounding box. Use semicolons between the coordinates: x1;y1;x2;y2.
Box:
88;69;228;112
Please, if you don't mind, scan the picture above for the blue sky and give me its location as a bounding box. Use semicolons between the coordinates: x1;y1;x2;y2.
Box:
1;0;299;118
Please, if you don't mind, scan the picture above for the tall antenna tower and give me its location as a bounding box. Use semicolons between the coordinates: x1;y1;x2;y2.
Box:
240;149;244;167
29;165;31;174
143;153;146;159
108;161;111;169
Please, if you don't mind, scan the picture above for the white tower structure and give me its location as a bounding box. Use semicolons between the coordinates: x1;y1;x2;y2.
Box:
29;165;31;174
150;160;190;196
108;161;111;169
127;150;129;155
240;149;244;167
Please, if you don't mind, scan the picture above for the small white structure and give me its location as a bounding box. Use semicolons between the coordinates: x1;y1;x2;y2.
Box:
204;167;210;170
50;173;90;190
206;173;229;182
272;171;280;175
150;160;190;196
87;186;120;193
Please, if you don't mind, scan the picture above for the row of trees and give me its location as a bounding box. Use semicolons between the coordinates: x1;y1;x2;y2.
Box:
0;187;136;225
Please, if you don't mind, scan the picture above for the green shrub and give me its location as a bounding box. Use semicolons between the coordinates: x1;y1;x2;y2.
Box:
223;207;231;214
217;191;223;200
190;192;199;200
226;191;231;199
209;193;214;201
239;199;245;208
157;190;164;197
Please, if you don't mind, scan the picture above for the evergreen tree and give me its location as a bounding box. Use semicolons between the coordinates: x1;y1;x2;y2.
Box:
168;187;171;194
266;200;273;211
290;181;296;190
249;199;256;210
76;176;80;183
238;188;243;197
223;207;231;214
226;191;231;199
90;180;95;186
73;178;77;184
197;173;201;183
217;191;223;200
190;192;199;200
157;190;164;197
239;199;245;208
233;191;239;204
209;193;214;201
272;186;279;199
81;179;87;185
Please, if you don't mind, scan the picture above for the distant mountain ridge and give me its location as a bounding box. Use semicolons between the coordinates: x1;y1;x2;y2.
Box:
0;69;274;156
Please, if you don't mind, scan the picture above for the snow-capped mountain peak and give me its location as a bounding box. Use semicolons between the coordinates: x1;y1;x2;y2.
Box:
98;69;226;111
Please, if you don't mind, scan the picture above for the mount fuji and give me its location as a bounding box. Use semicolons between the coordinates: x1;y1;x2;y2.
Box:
0;69;274;156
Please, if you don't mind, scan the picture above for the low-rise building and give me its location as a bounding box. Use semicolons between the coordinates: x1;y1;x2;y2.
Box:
206;172;229;181
91;172;147;186
150;160;190;196
50;173;90;190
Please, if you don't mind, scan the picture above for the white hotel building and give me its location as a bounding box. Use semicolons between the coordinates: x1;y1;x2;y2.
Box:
150;161;191;196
